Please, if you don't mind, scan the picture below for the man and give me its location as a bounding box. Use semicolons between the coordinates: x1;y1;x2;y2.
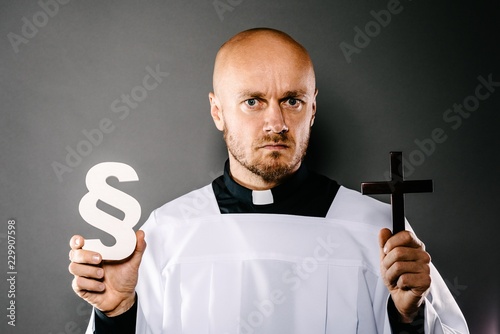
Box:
69;28;469;333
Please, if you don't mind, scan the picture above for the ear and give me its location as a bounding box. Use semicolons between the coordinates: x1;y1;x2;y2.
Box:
310;88;318;127
209;92;224;131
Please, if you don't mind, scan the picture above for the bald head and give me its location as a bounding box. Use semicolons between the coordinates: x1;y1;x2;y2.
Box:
212;28;315;95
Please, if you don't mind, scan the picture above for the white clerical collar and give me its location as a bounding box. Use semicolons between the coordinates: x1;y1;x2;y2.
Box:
252;189;274;205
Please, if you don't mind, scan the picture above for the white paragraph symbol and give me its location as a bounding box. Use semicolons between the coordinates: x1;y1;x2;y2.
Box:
79;162;141;260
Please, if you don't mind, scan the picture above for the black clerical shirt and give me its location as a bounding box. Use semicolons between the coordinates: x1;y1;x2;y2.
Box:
212;160;339;216
93;161;423;333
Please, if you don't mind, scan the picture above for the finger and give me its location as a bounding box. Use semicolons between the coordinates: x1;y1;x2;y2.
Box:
382;247;431;269
128;230;147;264
383;231;425;254
379;228;392;259
72;276;105;294
70;248;102;265
385;260;430;286
136;230;147;253
70;235;85;250
68;262;104;280
395;272;431;293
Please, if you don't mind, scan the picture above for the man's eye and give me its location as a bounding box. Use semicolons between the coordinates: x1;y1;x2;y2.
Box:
286;98;301;107
246;99;257;106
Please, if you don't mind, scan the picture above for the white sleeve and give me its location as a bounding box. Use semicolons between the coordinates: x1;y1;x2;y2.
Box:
422;263;470;333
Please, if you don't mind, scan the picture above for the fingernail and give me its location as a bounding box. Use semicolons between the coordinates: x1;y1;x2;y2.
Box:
96;268;104;278
75;238;80;247
92;255;100;263
98;283;105;291
383;246;388;254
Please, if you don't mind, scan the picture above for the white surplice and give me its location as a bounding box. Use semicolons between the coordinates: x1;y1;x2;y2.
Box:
87;186;469;333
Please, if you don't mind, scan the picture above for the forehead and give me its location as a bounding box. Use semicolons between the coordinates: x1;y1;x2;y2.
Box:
214;34;316;96
228;69;314;100
221;55;314;97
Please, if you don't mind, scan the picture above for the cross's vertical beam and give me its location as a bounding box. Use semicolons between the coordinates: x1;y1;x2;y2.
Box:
390;152;405;234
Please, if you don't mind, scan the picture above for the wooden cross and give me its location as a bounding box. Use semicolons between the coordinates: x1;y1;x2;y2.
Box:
361;151;433;234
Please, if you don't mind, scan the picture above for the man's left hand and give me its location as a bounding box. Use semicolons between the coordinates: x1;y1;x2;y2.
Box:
379;228;431;323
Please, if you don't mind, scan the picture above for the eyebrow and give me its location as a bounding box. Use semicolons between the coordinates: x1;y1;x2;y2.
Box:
237;90;309;100
281;90;308;99
237;91;266;100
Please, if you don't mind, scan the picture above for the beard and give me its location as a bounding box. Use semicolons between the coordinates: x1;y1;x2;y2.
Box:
223;129;309;184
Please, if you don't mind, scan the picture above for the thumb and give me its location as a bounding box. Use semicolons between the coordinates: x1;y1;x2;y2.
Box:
135;230;147;253
128;230;147;264
378;228;392;259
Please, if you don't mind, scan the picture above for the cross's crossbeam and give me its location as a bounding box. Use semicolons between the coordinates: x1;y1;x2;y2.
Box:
361;152;433;234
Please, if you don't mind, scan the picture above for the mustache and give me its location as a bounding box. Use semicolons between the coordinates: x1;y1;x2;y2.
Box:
257;133;293;145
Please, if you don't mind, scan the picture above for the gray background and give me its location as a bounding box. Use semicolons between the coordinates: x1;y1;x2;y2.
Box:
1;0;499;333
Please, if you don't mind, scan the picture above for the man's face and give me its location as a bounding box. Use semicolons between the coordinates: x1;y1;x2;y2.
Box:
210;36;317;187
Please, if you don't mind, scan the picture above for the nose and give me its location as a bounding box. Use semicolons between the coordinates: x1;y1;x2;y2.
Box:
263;103;288;134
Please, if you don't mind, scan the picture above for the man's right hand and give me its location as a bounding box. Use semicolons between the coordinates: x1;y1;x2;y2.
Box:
68;230;146;317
